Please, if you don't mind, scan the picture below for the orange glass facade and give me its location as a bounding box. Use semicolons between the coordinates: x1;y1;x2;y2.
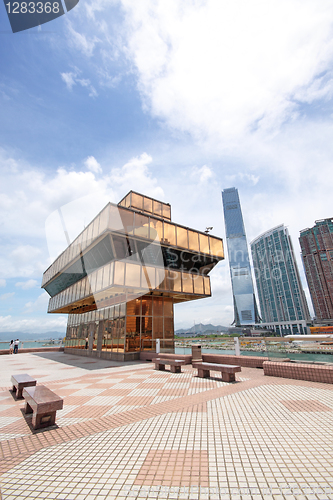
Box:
42;191;224;360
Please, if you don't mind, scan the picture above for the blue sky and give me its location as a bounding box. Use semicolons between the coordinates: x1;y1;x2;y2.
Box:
1;0;333;336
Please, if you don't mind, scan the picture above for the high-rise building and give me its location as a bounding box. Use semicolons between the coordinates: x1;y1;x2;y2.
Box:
299;218;333;321
222;188;260;326
251;224;310;335
42;191;224;361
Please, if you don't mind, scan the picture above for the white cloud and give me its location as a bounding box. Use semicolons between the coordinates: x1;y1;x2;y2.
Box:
0;292;15;301
24;292;49;313
61;69;98;97
225;173;260;186
191;165;213;183
60;72;76;91
120;0;333;144
15;279;38;290
66;21;100;57
84;156;102;174
0;314;67;333
0;279;6;287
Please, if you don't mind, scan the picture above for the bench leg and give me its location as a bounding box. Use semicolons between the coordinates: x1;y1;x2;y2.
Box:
221;372;235;383
16;386;24;399
155;364;165;371
32;411;56;430
12;385;17;395
171;365;181;373
198;369;210;378
25;402;33;414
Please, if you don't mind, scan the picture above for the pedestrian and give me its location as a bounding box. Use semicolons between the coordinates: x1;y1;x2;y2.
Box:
13;339;19;354
9;340;14;354
85;337;88;349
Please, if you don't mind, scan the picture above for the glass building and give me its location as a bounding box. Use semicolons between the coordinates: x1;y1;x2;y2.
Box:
222;188;260;326
42;191;224;360
299;218;333;321
251;224;311;335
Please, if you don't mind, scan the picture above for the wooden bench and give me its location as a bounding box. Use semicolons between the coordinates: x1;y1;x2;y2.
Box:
154;358;186;373
23;385;63;430
192;362;241;382
11;374;36;399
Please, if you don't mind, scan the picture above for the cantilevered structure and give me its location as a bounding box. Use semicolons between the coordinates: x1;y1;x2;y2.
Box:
42;191;224;360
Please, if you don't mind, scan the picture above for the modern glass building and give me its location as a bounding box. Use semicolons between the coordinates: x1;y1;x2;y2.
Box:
251;224;311;335
299;218;333;321
222;188;260;326
42;191;224;360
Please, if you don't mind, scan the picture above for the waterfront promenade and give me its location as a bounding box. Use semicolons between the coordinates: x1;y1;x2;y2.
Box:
0;352;332;499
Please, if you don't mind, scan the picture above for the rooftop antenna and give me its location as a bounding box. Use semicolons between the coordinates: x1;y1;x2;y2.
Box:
205;226;213;234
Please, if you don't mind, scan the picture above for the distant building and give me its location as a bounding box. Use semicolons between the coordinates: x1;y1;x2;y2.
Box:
251;224;310;335
299;218;333;321
42;191;224;360
222;188;260;326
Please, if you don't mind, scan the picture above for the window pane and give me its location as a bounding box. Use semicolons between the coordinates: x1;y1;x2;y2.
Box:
199;234;210;254
102;263;111;289
142;297;153;316
92;216;100;240
154;297;163;316
131;192;143;210
163;298;173;317
162;204;171;220
182;272;193;294
209;237;224;257
143;196;153;213
163;223;176;246
193;274;204;294
177;227;188;249
204;276;211;295
119;208;134;235
125;263;141;287
169;270;182;292
126;299;141;316
134;213;150;239
114;261;125;285
188;231;200;252
150;218;163;241
153;200;162;216
99;206;109;234
164;317;174;339
153;317;163;340
142;266;156;289
96;267;104;292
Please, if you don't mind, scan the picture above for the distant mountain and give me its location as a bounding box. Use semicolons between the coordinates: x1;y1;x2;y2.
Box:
0;331;65;341
175;323;229;334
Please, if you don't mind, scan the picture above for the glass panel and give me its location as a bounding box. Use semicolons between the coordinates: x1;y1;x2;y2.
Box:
86;222;93;247
209;237;224;257
142;297;153;316
156;269;167;290
204;276;211;295
119;208;134;235
188;231;200;252
114;261;125;285
177;227;188;249
96;267;104;292
143;197;153;213
163;223;176;246
153;200;162;216
169;270;182;292
131;192;143;210
120;302;126;316
92;216;100;240
118;317;125;352
164;317;174;339
99;206;109;234
154;297;163;316
164;298;173;317
125;263;141;287
162;204;171;220
102;263;111;289
89;271;97;293
199;234;210;254
125;316;141;352
182;272;193;294
134;213;150;239
153;317;163;340
108;205;124;232
193;274;204;294
126;298;141;316
150;218;163;241
142;266;156;289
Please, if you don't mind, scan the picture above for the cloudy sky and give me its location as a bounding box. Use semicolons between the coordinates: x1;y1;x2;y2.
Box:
1;0;333;336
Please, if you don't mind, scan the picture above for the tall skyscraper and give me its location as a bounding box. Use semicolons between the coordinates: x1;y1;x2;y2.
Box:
251;224;310;335
299;218;333;321
222;188;260;326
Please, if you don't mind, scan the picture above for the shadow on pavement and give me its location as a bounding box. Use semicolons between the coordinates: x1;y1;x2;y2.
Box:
30;351;143;370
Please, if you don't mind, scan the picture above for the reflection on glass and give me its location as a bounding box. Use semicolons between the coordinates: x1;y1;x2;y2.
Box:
163;223;176;245
164;317;174;339
144;197;153;213
210;237;224;257
131;192;143;210
150;218;163;241
169;270;182;292
163;298;173;317
114;261;125;285
193;274;204;294
126;299;141;316
153;317;163;339
188;231;200;252
204;276;211;295
92;216;100;240
182;272;193;294
177;227;188;249
142;266;156;289
125;263;141;287
153;200;162;216
119;208;134;235
154;297;163;316
199;234;210;254
162;204;171;220
134;213;150;238
99;206;109;234
142;297;153;316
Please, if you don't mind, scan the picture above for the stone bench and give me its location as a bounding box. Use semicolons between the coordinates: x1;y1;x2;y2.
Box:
11;374;37;399
154;358;186;373
192;362;241;382
23;385;63;430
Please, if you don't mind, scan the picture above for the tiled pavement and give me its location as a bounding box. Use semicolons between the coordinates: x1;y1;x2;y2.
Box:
0;353;332;499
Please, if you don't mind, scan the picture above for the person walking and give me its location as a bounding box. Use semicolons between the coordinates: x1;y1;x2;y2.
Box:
9;340;14;354
85;337;89;349
13;339;19;354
